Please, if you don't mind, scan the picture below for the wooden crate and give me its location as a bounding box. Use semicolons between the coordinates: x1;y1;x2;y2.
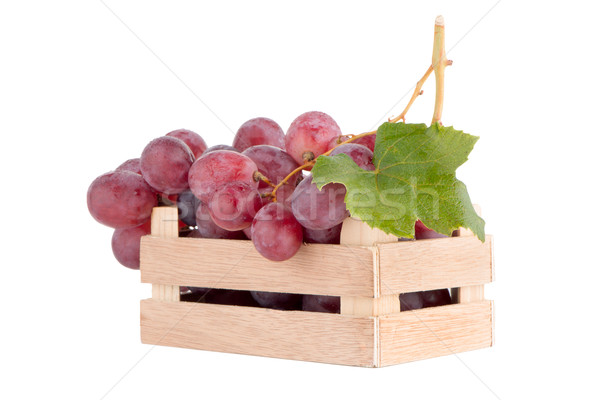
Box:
140;206;494;367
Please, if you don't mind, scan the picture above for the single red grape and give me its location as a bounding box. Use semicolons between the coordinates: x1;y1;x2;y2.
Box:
329;143;374;170
141;136;195;195
166;128;208;158
303;223;342;244
251;202;303;261
111;221;152;269
116;158;142;175
208;182;263;231
400;292;425;311
285;111;342;165
87;170;157;229
194;201;246;239
233;117;285;151
415;220;448;239
188;150;258;203
290;175;348;230
242;145;300;188
302;295;340;313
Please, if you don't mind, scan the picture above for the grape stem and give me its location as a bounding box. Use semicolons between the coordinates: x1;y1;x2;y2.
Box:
270;162;313;200
388;66;433;123
431;15;452;125
253;171;276;188
271;16;451;201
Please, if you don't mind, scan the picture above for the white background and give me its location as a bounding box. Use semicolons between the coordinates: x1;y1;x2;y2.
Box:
1;1;598;399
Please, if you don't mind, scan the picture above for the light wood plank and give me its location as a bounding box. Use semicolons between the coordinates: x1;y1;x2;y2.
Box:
378;235;493;294
152;284;180;302
339;218;400;316
341;294;401;316
141;300;376;367
379;301;493;366
150;206;180;302
454;285;484;303
340;217;398;246
141;237;376;297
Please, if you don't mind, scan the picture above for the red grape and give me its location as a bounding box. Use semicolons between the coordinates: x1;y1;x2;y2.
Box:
177;190;199;226
188;150;258;203
242;145;300;188
208;182;263;231
329;143;375;171
204;289;259;307
251;202;303;261
233;117;285;151
166;129;207;158
422;289;452;308
302;295;340;313
303;223;342;244
111;221;152;269
415;220;448;239
400;292;425;311
329;134;377;153
195;201;246;239
243;226;253;239
116;158;142;175
250;291;302;310
87;170;157;229
204;144;239;154
141;136;195;195
354;134;376;152
285;111;342;165
290;175;348;230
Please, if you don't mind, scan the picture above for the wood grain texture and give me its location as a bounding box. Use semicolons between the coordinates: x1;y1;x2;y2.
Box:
340;217;398;246
152;284;179;302
454;285;484;303
379;301;493;366
339;217;399;316
141;237;376;296
150;206;178;238
341;294;400;317
150;206;180;302
141;300;377;367
378;235;493;294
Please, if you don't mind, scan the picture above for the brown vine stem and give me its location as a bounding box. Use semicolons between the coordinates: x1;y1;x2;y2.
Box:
431;15;452;125
388;66;433;123
253;171;276;188
270;162;314;200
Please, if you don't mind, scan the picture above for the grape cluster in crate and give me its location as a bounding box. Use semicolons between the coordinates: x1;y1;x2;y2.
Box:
87;17;494;366
87;112;456;312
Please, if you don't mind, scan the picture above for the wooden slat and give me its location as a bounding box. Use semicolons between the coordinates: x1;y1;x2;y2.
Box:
141;299;377;367
150;206;180;302
141;237;376;297
339;217;400;316
454;285;484;303
379;301;493;366
378;235;493;294
340;217;398;246
341;294;401;317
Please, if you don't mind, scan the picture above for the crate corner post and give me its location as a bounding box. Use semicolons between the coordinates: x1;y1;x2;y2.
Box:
148;206;180;302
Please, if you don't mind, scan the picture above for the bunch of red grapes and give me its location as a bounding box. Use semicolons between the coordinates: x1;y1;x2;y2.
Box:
87;111;451;313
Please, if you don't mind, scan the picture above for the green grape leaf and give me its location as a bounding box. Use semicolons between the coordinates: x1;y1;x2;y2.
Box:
312;122;485;241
